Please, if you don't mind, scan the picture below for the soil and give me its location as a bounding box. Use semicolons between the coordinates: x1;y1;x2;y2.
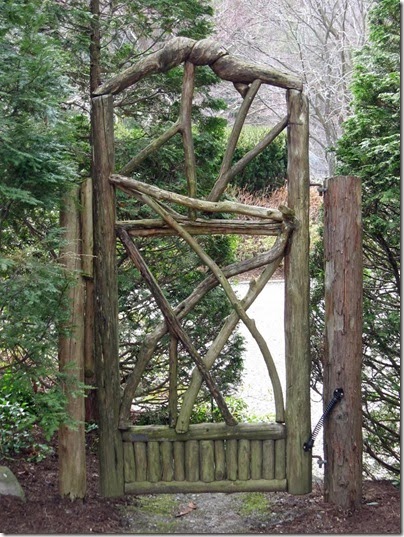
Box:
0;438;400;535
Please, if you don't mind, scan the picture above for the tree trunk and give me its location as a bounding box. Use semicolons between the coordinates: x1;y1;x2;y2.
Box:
87;0;101;423
58;186;86;499
323;175;363;510
92;94;124;497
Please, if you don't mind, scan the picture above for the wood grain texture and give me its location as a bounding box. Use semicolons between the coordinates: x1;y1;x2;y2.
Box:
323;175;363;509
92;95;124;497
58;186;86;500
160;441;174;482
125;479;287;494
122;422;286;442
284;90;311;495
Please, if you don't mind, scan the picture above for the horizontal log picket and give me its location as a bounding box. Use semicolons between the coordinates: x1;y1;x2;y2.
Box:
91;35;311;497
116;217;283;237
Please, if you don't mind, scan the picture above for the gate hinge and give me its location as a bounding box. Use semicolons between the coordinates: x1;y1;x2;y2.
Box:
312;455;327;468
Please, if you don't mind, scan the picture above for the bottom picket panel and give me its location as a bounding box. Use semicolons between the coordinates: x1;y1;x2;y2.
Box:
121;422;288;494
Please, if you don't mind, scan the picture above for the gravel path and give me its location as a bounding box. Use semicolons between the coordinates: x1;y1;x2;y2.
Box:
123;491;269;533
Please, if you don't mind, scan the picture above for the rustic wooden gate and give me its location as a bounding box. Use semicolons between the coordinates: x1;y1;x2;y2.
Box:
91;37;311;497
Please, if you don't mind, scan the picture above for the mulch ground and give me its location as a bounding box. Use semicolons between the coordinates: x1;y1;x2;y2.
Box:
257;480;401;534
0;437;400;534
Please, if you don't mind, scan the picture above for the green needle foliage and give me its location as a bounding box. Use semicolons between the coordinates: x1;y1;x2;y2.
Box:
0;0;248;450
310;0;400;478
0;0;81;457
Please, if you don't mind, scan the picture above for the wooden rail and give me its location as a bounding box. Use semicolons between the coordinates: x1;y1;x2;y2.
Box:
122;422;286;441
125;479;287;494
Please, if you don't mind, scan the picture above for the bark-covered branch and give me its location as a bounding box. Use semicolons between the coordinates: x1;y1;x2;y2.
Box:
117;227;237;427
92;37;302;96
110;174;287;221
118;229;291;427
116;217;283;237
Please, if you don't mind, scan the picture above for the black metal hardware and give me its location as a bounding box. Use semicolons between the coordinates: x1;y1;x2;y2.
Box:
303;388;344;451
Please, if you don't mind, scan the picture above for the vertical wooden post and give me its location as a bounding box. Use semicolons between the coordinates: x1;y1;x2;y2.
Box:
169;336;178;427
80;178;98;422
92;94;124;497
323;175;362;509
58;185;86;499
284;89;311;494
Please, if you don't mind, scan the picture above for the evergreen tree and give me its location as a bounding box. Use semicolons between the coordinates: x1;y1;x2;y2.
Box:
0;0;246;451
311;0;399;477
0;1;76;242
336;0;400;478
0;0;79;454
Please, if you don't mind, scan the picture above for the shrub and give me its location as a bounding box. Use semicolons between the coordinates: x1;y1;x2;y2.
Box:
230;126;287;193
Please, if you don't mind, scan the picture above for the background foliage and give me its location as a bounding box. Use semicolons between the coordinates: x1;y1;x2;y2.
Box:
0;0;245;455
0;0;79;457
230;126;287;193
310;0;400;478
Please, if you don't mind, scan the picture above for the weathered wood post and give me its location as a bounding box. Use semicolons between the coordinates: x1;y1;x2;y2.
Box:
92;94;124;497
284;89;311;494
323;175;363;509
58;185;86;499
80;178;98;422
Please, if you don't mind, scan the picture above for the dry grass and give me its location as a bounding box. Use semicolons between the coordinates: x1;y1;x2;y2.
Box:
233;185;323;222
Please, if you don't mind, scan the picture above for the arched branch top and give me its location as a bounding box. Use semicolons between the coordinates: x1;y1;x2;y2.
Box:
92;37;303;96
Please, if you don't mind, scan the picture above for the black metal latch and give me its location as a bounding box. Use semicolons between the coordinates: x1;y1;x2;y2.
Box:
303;388;344;452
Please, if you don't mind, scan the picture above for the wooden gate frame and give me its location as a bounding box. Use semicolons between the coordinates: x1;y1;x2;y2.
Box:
90;37;311;497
